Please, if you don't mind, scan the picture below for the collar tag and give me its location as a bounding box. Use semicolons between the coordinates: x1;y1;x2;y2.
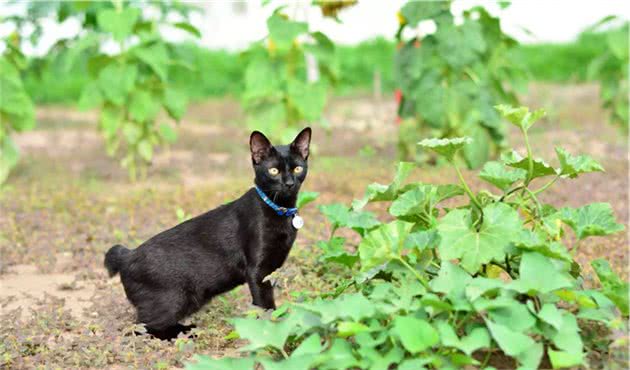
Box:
292;215;304;229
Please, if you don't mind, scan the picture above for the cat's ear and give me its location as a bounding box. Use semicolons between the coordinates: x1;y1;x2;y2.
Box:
290;127;311;160
250;131;273;164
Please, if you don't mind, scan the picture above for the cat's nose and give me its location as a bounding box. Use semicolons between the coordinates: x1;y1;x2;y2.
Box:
285;179;295;188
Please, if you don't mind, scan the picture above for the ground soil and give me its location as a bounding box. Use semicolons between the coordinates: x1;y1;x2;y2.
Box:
0;84;627;369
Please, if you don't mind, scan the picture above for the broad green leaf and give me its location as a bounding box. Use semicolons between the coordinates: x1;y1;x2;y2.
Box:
267;12;307;50
437;202;522;273
97;7;140;42
129;90;160;123
319;203;380;235
122;122;142;144
133;43;170;81
399;1;448;25
430;261;472;302
337;321;370;337
100;105;124;138
418;137;472;161
231;317;293;351
77;82;103;110
163;89;188;121
465;277;504;302
485;320;542;368
137;140;153;162
488;299;536;332
403;229;439;252
512;230;572;263
548;350;584;369
316;237;358;268
501;150;558;179
537;304;564;330
479;161;527;191
555;147;604;178
389;184;463;224
436;321;490;356
358;220;414;272
352;162;414;210
392;316;439;354
495;105;546;131
98;64;137;106
319;339;359;370
591;259;629;316
548;312;583;355
304;293;375;324
185;356;255;370
558;203;624;240
287;80;327;121
292;333;323;357
297;191;319;208
159;123;178;143
510;252;573;294
462;125;490;169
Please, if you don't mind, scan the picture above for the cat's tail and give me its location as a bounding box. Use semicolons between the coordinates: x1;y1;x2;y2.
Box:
104;244;131;277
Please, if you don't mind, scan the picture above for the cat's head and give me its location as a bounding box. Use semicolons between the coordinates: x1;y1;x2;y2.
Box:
250;128;311;198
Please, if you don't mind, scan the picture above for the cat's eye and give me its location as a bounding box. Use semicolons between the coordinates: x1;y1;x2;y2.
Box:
268;167;279;176
293;166;303;174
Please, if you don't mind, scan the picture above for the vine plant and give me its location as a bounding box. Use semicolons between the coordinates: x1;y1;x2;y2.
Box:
242;6;337;143
187;106;627;370
395;1;528;168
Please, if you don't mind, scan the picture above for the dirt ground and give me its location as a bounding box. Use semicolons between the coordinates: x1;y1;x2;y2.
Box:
0;84;628;369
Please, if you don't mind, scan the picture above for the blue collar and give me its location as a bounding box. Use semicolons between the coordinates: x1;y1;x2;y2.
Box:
255;186;298;217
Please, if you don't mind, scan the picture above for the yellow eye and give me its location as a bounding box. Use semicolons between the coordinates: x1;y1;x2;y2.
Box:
293;166;303;174
268;167;279;176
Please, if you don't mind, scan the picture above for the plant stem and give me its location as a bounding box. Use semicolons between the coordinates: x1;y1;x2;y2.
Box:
524;187;543;218
480;345;493;368
533;174;561;195
453;161;483;210
522;128;535;186
396;257;429;289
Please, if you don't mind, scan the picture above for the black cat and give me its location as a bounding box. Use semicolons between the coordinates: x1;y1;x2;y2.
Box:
104;127;311;340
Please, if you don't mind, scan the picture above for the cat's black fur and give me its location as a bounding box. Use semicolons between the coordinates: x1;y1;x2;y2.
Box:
104;128;311;340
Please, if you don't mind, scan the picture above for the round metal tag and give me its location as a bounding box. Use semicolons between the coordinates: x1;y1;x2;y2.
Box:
292;215;304;229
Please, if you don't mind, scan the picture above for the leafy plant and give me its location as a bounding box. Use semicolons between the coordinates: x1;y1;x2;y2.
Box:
586;17;629;131
4;1;200;180
395;1;528;168
187;106;626;369
0;35;35;184
242;7;337;142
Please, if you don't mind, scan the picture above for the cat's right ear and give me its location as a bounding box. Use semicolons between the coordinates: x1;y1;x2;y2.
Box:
250;131;273;164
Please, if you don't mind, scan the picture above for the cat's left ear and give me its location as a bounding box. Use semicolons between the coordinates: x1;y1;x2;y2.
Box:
290;127;311;160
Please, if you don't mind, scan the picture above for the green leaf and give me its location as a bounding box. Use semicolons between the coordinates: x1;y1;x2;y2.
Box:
337;321;370;337
122;122;142;144
267;12;308;50
159;123;178;143
305;293;375;324
297;191;319;208
316;237;358;268
555;147;604;178
231;317;293;351
293;333;323;357
486;320;542;368
185;355;255;370
488;299;536;332
418;137;472;161
558;203;624;240
465;277;504;302
537;304;564;331
430;261;472;301
591;259;629;316
510;252;573;294
501;150;558;179
172;22;202;38
97;7;140;42
548;350;584;369
358;220;414;272
78;82;103;110
392;316;439;354
437;203;522;273
163;89;188;121
352;162;414;210
319;339;359;370
400;1;448;25
133;43;170;81
129;90;160;123
495;105;546;131
287;80;327;121
478;161;527;191
100;106;124;138
319;203;380;235
389;184;463;224
98;64;137;106
0;136;19;185
462;126;491;169
436;321;490;356
137;140;153;162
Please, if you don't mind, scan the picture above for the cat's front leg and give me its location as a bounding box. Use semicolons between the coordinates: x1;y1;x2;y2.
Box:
246;270;276;310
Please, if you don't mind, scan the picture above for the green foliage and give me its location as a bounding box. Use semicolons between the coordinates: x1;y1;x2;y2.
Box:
189;105;627;369
586;18;629;130
242;7;337;142
0;42;35;184
395;1;528;168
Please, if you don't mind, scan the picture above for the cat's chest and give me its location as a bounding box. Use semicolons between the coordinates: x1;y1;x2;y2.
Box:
262;217;297;248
